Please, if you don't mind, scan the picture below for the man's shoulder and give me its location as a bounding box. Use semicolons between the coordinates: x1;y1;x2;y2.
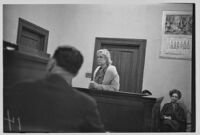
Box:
5;78;47;94
73;88;97;106
6;79;36;89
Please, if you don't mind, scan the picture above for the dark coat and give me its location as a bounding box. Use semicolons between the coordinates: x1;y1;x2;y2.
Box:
4;74;104;132
160;102;186;132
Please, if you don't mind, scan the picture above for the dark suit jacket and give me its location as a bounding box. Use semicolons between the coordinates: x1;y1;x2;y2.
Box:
4;74;104;132
160;102;186;132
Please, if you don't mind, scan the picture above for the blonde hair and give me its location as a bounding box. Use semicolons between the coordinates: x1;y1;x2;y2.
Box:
97;49;112;65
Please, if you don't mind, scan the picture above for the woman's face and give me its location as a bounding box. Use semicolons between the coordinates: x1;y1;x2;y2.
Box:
170;93;179;103
96;53;107;67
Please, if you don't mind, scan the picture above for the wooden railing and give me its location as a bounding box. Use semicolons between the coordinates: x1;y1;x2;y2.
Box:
76;87;156;132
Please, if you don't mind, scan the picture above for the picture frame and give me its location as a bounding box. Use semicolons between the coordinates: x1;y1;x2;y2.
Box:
160;11;192;60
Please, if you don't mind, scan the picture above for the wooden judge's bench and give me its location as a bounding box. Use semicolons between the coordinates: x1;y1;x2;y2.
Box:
3;41;157;132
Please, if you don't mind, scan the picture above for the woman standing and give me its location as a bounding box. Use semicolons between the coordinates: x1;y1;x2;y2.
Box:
160;89;186;132
89;49;120;91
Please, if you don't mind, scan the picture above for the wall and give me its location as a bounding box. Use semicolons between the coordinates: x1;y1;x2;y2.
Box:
3;4;192;113
3;4;65;55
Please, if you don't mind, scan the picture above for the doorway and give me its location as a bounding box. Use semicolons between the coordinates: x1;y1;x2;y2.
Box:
92;37;146;93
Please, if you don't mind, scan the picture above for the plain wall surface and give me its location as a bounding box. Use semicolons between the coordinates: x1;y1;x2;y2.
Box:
3;4;193;113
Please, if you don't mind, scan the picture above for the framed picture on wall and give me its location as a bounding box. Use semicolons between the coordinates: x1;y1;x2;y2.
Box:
160;11;192;60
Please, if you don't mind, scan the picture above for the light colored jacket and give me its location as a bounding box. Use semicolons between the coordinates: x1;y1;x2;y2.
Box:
93;65;120;91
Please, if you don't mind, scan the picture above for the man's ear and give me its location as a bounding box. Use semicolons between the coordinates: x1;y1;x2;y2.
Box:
46;58;56;72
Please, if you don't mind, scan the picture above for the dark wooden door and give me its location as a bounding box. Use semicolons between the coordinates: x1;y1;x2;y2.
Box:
102;45;139;92
92;38;146;93
20;28;44;51
16;18;49;55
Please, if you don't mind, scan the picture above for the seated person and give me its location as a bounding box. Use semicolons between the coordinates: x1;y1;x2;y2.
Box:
89;49;120;91
4;46;105;132
160;89;186;132
142;89;152;96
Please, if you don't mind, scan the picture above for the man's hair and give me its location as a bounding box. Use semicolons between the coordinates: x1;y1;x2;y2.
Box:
169;89;182;99
53;46;83;75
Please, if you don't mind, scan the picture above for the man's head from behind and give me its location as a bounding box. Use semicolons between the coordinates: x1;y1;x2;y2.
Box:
47;45;83;76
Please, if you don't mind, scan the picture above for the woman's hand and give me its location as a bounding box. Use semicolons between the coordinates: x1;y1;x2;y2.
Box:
89;81;99;89
89;81;102;90
164;115;172;120
89;81;95;89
